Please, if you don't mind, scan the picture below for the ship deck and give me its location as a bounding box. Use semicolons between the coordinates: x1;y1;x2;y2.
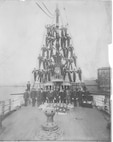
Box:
0;105;110;141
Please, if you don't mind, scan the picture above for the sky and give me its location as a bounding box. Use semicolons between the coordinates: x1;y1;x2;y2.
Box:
0;0;111;85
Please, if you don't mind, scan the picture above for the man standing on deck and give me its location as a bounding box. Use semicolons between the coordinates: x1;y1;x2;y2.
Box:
59;89;64;103
27;81;31;91
23;89;29;106
78;88;83;106
73;89;77;106
66;89;71;105
30;88;37;107
32;68;37;82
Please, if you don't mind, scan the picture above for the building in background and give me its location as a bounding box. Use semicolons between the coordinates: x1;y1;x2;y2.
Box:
98;67;111;92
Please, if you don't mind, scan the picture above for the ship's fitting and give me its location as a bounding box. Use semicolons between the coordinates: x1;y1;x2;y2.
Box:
37;106;63;140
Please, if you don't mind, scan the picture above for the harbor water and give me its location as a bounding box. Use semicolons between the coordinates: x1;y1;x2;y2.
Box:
0;86;26;101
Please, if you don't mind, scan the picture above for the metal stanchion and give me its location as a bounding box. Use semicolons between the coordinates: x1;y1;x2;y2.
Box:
0;114;2;129
2;101;5;118
9;99;11;112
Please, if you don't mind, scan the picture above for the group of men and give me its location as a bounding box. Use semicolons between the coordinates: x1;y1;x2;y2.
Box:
23;82;90;107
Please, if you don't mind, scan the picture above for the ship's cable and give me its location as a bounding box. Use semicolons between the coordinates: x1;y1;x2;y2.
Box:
35;2;53;19
35;0;54;17
42;2;54;17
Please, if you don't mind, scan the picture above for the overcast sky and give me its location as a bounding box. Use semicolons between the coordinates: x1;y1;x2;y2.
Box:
0;0;111;85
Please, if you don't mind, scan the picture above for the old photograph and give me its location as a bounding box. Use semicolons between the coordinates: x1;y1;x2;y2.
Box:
0;0;111;141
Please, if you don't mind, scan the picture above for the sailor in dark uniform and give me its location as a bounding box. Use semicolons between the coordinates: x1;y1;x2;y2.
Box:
70;89;74;104
53;89;57;103
59;89;64;103
48;90;53;103
30;88;37;107
78;88;83;106
73;89;77;106
66;89;70;105
23;89;29;106
26;81;31;91
63;88;66;103
56;89;59;103
41;89;46;104
32;68;37;82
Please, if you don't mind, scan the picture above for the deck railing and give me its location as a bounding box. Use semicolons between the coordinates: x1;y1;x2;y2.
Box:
93;95;110;115
0;94;24;128
0;92;110;128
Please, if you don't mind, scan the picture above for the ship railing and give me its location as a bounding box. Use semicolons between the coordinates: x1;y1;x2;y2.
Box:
0;94;24;127
92;94;110;115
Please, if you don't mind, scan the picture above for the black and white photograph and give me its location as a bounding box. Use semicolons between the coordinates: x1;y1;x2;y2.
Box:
0;0;111;141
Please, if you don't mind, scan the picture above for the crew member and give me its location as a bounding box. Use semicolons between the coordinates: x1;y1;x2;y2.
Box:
30;88;37;107
27;81;31;91
73;89;77;106
23;89;29;106
32;68;37;82
66;89;70;104
78;89;83;106
59;89;64;103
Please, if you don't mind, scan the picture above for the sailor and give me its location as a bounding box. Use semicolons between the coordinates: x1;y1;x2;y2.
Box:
45;35;49;46
85;89;90;102
32;68;37;82
40;88;44;104
42;88;47;103
48;90;53;103
66;89;71;105
83;85;87;92
53;88;56;103
78;68;82;81
70;89;74;104
23;89;29;106
40;89;44;104
73;70;76;82
46;48;49;59
38;54;43;69
63;88;66;103
56;89;60;103
66;34;71;47
59;89;64;103
73;89;77;106
76;88;79;105
46;25;51;36
37;88;41;106
30;88;37;107
54;89;59;103
68;45;74;57
49;44;54;57
47;69;51;81
72;54;77;67
41;45;47;57
26;81;31;91
78;88;82;106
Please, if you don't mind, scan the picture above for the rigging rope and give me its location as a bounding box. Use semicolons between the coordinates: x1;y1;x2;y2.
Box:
42;2;54;17
35;2;53;19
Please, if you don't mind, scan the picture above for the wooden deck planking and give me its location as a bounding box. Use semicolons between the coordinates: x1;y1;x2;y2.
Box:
0;105;110;141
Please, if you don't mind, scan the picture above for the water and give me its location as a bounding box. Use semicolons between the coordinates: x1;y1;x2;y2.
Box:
0;86;26;101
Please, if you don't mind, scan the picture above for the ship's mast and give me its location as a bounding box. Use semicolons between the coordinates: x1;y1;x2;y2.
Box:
35;4;82;85
55;4;59;28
